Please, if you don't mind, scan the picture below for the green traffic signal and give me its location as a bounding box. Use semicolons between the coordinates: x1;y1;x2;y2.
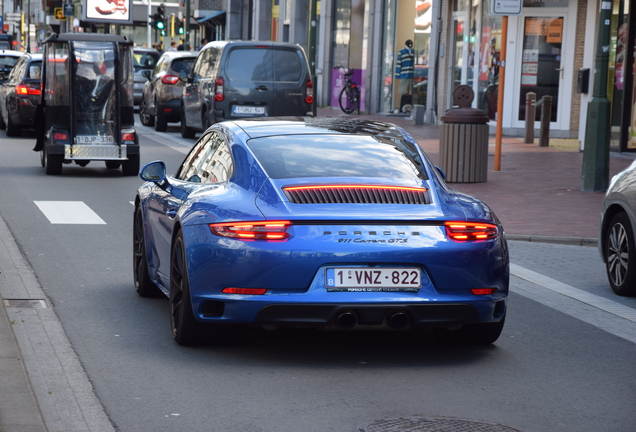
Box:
156;20;165;30
178;26;184;35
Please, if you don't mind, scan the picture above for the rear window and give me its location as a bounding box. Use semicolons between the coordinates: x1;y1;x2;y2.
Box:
28;61;42;79
247;135;425;180
0;56;19;68
226;47;303;83
171;58;195;75
133;51;159;70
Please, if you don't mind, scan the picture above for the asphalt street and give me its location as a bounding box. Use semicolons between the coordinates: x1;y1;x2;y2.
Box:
0;121;635;432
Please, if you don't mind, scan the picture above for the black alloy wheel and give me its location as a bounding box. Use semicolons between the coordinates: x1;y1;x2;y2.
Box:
139;99;155;127
133;206;162;297
170;231;233;346
605;212;636;296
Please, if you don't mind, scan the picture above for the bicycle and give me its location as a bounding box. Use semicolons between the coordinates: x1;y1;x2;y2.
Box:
334;65;360;115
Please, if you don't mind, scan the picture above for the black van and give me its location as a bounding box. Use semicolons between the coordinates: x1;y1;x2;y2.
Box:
179;41;314;138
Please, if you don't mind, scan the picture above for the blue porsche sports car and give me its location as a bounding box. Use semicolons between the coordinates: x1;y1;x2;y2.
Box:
134;117;509;346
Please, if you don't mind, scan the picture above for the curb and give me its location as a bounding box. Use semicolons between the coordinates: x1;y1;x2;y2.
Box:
506;234;598;247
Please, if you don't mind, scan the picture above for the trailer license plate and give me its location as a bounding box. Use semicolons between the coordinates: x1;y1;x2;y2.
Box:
325;268;421;292
76;135;114;144
233;106;265;115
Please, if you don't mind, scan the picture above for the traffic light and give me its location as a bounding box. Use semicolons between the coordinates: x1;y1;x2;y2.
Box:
178;19;184;35
154;6;165;31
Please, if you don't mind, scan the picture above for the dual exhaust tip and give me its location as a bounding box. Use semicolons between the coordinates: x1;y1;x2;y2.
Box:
334;310;410;330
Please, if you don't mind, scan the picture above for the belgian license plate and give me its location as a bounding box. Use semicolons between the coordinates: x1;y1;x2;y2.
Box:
76;135;114;144
325;268;421;292
233;106;265;115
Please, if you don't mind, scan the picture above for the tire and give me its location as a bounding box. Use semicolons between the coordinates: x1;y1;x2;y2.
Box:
155;101;168;132
39;150;45;168
105;161;121;169
339;87;356;114
180;106;195;139
433;313;506;345
5;108;21;137
201;108;211;132
139;99;155;127
122;154;140;176
0;108;6;130
133;206;162;297
44;147;63;175
605;212;636;296
170;231;234;346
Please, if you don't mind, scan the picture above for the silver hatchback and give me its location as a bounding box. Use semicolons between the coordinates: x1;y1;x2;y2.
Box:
599;159;636;296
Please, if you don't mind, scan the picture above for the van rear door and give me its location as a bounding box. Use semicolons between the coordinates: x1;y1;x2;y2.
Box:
271;47;311;116
224;46;273;118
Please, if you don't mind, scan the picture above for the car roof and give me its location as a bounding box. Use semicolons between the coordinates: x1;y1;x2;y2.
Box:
43;33;134;45
160;51;197;60
203;40;303;51
230;117;417;148
0;50;24;57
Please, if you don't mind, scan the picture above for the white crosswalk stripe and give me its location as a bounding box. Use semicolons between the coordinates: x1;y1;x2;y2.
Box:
34;201;107;225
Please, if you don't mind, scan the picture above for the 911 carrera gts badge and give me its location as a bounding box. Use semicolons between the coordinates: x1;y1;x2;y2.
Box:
324;231;419;243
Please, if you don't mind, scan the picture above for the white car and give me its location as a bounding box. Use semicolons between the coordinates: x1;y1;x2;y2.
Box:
599;159;636;296
0;50;24;85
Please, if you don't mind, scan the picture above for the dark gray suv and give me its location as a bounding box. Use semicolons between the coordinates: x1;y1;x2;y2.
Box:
180;41;314;138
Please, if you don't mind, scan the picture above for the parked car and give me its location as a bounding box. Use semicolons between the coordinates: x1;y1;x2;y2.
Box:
599;160;636;296
0;50;23;85
139;51;196;131
133;117;509;346
0;53;42;136
0;34;16;51
133;47;160;106
179;40;314;138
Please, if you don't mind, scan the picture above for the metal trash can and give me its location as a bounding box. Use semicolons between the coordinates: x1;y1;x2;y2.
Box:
439;85;489;183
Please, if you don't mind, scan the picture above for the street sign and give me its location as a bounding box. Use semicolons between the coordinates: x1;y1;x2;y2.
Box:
5;12;21;24
55;7;66;20
64;3;74;16
492;0;522;15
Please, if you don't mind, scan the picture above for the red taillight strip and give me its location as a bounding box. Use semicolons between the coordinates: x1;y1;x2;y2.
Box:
209;220;292;240
444;222;498;242
284;185;428;192
222;287;267;295
471;288;498;295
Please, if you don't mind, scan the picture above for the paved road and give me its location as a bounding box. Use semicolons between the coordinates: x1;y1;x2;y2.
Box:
0;124;635;432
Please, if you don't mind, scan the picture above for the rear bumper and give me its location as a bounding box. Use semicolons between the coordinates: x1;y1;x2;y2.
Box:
157;99;181;121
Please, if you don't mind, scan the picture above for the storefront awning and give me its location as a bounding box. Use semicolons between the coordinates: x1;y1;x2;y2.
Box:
198;11;225;23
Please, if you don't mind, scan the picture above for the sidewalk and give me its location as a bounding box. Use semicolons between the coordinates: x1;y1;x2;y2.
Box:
318;107;635;244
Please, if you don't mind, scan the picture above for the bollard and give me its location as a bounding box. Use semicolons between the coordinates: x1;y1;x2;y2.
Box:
539;95;552;147
524;92;536;144
412;104;425;125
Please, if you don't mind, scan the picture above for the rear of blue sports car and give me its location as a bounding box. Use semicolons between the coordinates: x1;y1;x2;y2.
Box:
175;122;509;342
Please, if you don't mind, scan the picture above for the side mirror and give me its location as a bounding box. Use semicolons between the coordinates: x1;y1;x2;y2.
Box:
140;161;167;183
435;166;446;181
141;69;152;80
179;70;189;83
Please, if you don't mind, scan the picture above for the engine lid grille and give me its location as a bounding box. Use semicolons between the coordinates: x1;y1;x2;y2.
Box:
282;185;430;204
